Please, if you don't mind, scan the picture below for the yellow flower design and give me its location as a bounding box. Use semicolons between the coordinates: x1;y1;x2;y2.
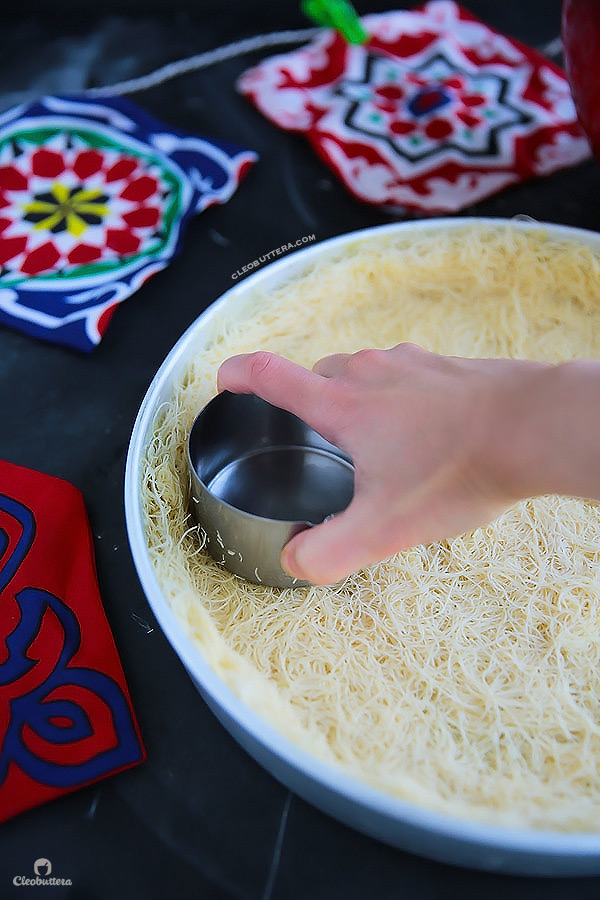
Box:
22;183;109;237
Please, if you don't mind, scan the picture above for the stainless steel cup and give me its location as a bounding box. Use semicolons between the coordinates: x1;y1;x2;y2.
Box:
187;391;354;587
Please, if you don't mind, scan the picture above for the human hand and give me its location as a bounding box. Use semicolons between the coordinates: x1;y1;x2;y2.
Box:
216;345;578;584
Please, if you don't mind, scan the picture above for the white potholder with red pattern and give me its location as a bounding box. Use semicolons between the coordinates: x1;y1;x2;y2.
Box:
238;0;590;212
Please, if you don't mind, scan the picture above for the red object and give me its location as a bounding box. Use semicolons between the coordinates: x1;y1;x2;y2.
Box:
239;0;591;212
0;460;145;823
562;0;600;162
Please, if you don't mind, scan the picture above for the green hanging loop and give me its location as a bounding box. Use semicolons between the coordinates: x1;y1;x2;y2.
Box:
301;0;369;44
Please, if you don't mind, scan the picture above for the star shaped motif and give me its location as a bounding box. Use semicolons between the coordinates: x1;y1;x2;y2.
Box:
333;49;535;165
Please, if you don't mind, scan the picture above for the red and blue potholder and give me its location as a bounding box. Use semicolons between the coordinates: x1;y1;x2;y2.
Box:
0;459;145;823
0;94;256;351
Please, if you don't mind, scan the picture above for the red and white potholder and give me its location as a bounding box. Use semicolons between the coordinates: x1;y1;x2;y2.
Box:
239;0;590;212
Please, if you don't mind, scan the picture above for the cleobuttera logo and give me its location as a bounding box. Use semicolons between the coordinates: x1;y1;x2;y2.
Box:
33;859;51;877
13;858;72;887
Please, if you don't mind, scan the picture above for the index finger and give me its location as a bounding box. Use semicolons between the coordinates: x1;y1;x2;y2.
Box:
217;351;331;431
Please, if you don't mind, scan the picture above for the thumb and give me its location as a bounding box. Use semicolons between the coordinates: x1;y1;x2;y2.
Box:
281;495;386;585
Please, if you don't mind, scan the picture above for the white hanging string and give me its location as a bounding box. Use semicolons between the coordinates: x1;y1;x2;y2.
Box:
85;24;563;99
539;35;563;61
86;27;320;97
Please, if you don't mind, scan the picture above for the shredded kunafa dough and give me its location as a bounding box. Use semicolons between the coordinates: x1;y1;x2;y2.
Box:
141;223;600;831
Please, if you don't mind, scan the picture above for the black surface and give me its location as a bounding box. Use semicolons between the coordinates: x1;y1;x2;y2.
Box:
2;1;600;897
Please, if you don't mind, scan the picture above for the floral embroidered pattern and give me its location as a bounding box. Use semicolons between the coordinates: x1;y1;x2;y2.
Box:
238;0;590;212
0;135;173;281
0;95;256;351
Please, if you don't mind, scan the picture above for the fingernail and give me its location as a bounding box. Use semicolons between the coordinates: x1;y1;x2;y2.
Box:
281;544;304;581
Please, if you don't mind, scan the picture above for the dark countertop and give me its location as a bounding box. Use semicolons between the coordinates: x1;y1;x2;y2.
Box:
2;1;600;897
